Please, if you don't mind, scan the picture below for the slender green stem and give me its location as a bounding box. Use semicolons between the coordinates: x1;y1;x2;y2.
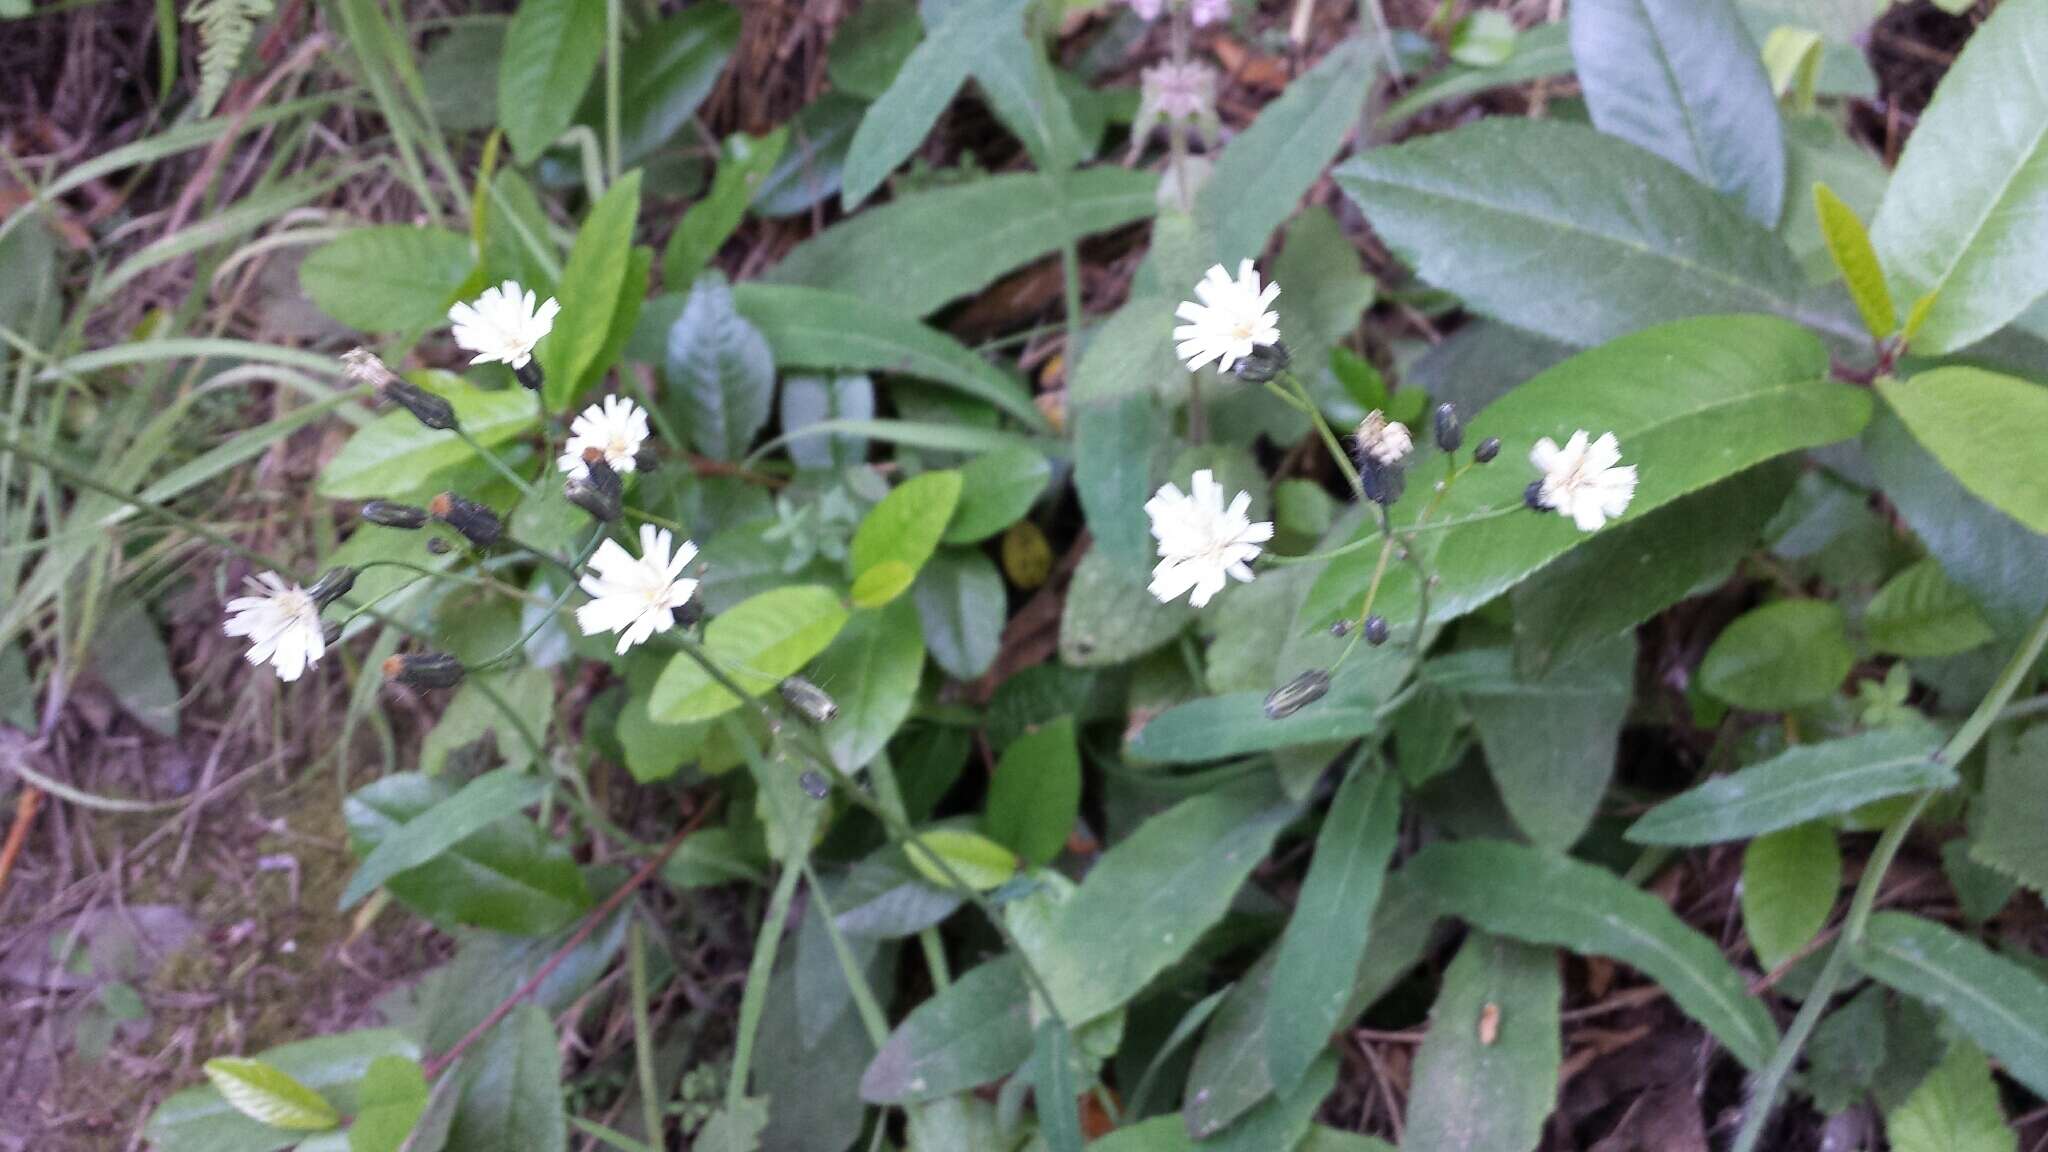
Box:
725;801;818;1113
801;860;892;1045
1280;370;1364;504
628;918;665;1145
604;0;622;187
870;753;952;990
455;426;541;502
467;531;604;671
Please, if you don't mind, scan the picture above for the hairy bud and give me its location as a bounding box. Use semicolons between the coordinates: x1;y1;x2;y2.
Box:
1523;480;1550;511
430;492;502;548
361;500;429;530
799;770;832;800
1474;436;1502;464
383;651;465;690
564;455;622;523
1329;618;1354;638
308;566;358;609
514;360;544;393
1263;669;1330;719
339;348;399;390
780;676;839;724
378;377;457;432
1232;340;1291;384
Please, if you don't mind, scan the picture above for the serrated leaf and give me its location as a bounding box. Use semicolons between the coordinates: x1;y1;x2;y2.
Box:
904;827;1018;891
1059;544;1192;668
985;716;1080;867
807;596;923;774
1878;368;2048;536
1814;182;1896;341
913;547;1005;680
1629;724;1950;845
317;375;539;499
861;955;1031;1103
299;226;475;333
1699;599;1853;711
662;272;775;459
339;769;553;911
1856;912;2048;1101
1887;1040;2016;1152
648;585;849;723
497;0;604;162
611;6;739;164
1741;822;1841;972
1402;934;1561;1152
201;1059;339;1132
1866;556;1995;658
946;446;1050;544
1406;839;1778;1068
446;1004;566;1152
1970;724;2048;896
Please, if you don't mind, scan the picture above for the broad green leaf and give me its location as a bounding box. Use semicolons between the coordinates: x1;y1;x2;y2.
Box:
663;128;787;288
945;446;1050;544
1741;822;1841;971
1805;984;1890;1116
807;596;923;774
317;375;539;499
694;1099;768;1152
985;716;1080;866
446;1004;566;1152
611;6;740;163
1402;934;1560;1152
827;0;918;99
1030;1021;1084;1152
498;0;604;162
416;914;627;1055
1059;544;1192;668
1814;182;1895;340
752;93;862;217
969;8;1086;174
1629;725;1950;845
1971;724;2048;896
1205;566;1312;695
731;282;1044;427
1885;1041;2016;1152
1185;950;1282;1139
1072;393;1160;575
861;956;1030;1103
649;585;849;722
1069;300;1182;406
849;470;962;607
1866;556;1996;658
299;226;474;332
663;272;775;460
90;603;179;736
1201;1053;1337;1152
339;769;552;910
541;170;642;410
201;1059;339;1132
1868;0;2048;354
1878;368;2048;536
913;548;1005;680
146;1031;419;1152
1302;316;1866;636
769;167;1156;317
345;771;589;935
1382;21;1573;129
904;827;1018;891
1266;760;1400;1093
904;1096;1002;1151
348;1056;427;1152
779;373;874;472
1033;782;1295;1024
1698;599;1853;711
1336;121;1838;348
1406;839;1778;1068
660;826;765;889
1301;1131;1397;1152
758;940;889;1152
1571;0;1785;225
480;167;557;292
1126;690;1379;764
1272;207;1376;398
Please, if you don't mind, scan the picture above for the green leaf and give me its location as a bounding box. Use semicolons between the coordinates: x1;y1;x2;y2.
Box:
808;596;923;774
1072;392;1160;575
1885;1041;2016;1152
827;0;919;99
345;771;589;935
1031;780;1295;1024
969;9;1086;174
1878;368;2048;536
446;1004;566;1152
1450;10;1518;66
200;1058;339;1132
753;93;862;218
611;6;740;163
861;956;1031;1103
1781;113;1890;282
1971;724;2048;896
1383;21;1573;129
1866;556;1996;658
1628;725;1950;845
904;827;1018;891
1335;120;1833;348
1805;984;1889;1116
945;447;1050;544
1741;822;1841;972
147;1031;419;1152
769;167;1156;317
1868;0;2048;354
663;128;787;289
730;282;1043;427
1302;316;1866;637
1205;566;1312;696
1059;544;1192;668
1405;840;1778;1068
693;1099;767;1152
90;603;180;736
1570;0;1785;225
497;0;604;163
779;373;874;471
316;375;539;499
1126;690;1379;764
913;548;1006;680
1201;1053;1337;1152
541;169;642;410
339;768;551;910
1698;599;1853;711
1265;760;1400;1094
1031;1020;1084;1152
1402;934;1561;1152
299;226;474;333
1814;182;1896;341
649;585;849;723
985;716;1080;867
848;471;962;610
347;1056;427;1152
663;272;775;460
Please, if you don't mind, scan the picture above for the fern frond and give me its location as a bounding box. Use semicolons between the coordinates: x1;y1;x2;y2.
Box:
183;0;273;117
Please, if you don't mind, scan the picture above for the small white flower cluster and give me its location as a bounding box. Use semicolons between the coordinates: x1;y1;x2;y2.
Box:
1145;470;1274;608
1129;0;1231;27
1529;431;1638;531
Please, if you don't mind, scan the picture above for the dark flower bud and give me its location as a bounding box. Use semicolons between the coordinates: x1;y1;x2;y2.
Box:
1233;340;1291;384
780;676;838;723
1330;618;1354;638
1263;669;1330;719
1523;480;1551;511
633;447;661;474
361;500;429;530
1365;615;1390;646
322;621;343;646
308;566;358;609
514;361;544;392
383;651;465;690
379;377;457;431
1474;436;1501;464
676;599;704;629
430;492;502;548
564;455;622;523
799;770;832;800
1433;403;1462;452
1360;459;1406;506
426;537;453;555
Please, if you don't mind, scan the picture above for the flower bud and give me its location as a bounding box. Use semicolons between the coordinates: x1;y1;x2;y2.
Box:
780;676;839;724
1523;480;1550;511
361;500;429;529
426;537;453;555
378;377;457;432
1474;436;1501;464
1232;340;1291;384
383;651;465;690
514;360;544;393
339;348;399;390
1329;618;1354;638
564;455;622;523
676;599;704;629
308;566;358;609
1433;403;1462;452
633;447;661;474
1360;460;1405;506
430;492;502;548
322;621;344;646
799;770;832;800
1263;669;1330;719
1365;615;1390;646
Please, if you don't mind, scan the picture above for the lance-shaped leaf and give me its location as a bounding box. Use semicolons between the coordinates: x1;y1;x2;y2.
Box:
663;272;775;461
200;1059;338;1132
862;955;1031;1103
339;769;552;910
1858;911;2048;1101
541;170;642;410
1402;934;1561;1152
146;1030;420;1152
1814;182;1896;342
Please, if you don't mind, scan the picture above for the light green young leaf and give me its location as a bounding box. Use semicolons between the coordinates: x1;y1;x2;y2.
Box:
663;129;788;289
347;1056;428;1152
316;374;538;499
904;827;1019;892
985;716;1080;867
861;955;1031;1103
849;470;962;607
612;6;740;163
1402;934;1561;1152
1382;21;1573;129
339;769;550;910
648;585;849;723
1877;368;2048;536
201;1058;339;1132
497;0;604;163
1780;113;1889;282
299;226;475;333
1866;556;1996;658
663;272;775;460
1885;1041;2016;1152
1814;182;1896;341
541;170;643;410
1741;822;1841;972
147;1031;419;1152
1698;599;1853;711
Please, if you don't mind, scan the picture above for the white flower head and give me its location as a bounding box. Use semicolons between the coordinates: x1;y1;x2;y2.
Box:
1128;0;1166;18
1188;0;1231;25
1530;430;1638;532
1174;260;1281;374
448;280;559;370
576;525;700;655
559;395;651;479
1355;410;1414;468
223;573;327;683
1145;469;1274;607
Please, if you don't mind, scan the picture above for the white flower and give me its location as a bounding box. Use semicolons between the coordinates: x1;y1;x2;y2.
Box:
1530;430;1638;532
1355;411;1413;467
559;395;650;479
1129;0;1165;18
222;573;327;683
576;525;700;655
1174;260;1281;374
448;280;559;370
1189;0;1230;25
1145;469;1274;607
